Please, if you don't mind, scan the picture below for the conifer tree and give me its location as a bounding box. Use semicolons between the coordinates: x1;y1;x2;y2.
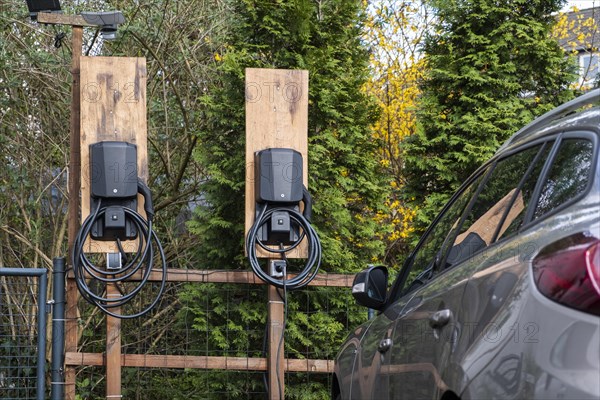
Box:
403;0;577;231
190;0;388;271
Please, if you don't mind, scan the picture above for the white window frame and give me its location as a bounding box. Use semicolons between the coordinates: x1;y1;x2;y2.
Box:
579;52;599;86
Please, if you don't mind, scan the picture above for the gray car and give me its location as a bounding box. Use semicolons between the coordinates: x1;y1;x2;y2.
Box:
332;89;600;400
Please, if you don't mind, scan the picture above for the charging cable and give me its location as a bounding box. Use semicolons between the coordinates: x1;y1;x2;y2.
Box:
72;179;167;319
246;203;321;290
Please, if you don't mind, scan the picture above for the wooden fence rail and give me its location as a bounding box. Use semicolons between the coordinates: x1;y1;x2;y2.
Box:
68;268;355;286
66;270;354;376
65;353;334;373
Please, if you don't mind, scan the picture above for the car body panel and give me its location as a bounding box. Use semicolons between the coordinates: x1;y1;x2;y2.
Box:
335;320;373;399
386;260;473;400
340;294;419;399
458;202;600;399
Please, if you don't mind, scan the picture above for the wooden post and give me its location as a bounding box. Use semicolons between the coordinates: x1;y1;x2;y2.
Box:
268;286;286;399
65;25;83;400
245;68;309;399
106;285;121;399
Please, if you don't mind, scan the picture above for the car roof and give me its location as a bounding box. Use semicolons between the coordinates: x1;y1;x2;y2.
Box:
496;88;600;155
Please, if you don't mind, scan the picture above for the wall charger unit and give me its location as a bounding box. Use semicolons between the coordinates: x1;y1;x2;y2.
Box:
255;148;303;204
72;140;166;319
90;141;138;240
247;147;321;290
255;148;305;245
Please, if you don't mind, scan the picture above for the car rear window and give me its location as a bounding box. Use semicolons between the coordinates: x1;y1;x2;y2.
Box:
454;145;544;249
497;143;553;240
443;143;549;265
533;138;594;220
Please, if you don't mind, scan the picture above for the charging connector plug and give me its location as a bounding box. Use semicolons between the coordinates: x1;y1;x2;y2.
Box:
104;206;126;230
137;179;154;220
271;211;290;234
259;210;300;245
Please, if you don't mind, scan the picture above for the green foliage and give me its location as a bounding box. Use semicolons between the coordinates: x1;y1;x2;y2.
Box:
190;0;389;271
0;1;71;267
285;380;331;400
177;283;267;357
122;368;266;400
403;0;577;236
75;376;102;400
175;283;367;398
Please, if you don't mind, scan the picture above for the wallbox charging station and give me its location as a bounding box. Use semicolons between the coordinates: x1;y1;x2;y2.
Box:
246;147;321;288
72;139;166;320
71;57;166;321
88;141;140;241
245;69;321;289
245;68;322;400
68;56;167;398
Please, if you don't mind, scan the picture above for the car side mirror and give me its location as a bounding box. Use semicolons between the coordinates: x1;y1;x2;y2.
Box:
352;265;388;310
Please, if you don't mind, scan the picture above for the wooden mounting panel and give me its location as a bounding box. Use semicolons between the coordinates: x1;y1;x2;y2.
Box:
80;56;148;253
245;68;309;259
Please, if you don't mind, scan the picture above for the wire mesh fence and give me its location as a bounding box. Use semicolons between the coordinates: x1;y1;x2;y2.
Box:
70;272;365;399
0;269;47;400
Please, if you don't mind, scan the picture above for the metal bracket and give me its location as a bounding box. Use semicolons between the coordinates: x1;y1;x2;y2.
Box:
269;260;286;278
106;252;123;270
46;299;55;314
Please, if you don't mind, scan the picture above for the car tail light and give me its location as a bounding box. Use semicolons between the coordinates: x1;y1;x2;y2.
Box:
587;241;600;295
532;233;600;316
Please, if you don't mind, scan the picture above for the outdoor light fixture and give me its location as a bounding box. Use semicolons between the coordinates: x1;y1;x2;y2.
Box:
25;1;125;41
25;0;61;21
81;11;125;41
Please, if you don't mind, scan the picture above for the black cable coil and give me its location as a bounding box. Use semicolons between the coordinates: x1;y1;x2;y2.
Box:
246;203;321;290
72;194;167;319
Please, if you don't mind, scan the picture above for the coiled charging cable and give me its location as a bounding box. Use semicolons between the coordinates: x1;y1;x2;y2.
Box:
246;203;321;290
72;180;167;319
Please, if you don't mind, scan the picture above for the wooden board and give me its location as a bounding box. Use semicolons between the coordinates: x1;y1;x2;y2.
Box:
67;269;356;286
36;12;97;27
79;56;148;253
245;68;309;258
65;352;334;373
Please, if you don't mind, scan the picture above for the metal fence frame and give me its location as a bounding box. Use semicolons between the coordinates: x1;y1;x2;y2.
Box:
0;268;48;400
